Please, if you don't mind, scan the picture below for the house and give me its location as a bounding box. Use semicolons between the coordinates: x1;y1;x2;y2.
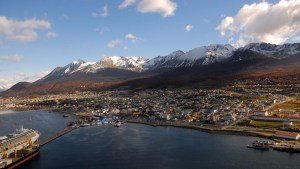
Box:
283;121;293;127
253;110;269;116
279;109;295;113
274;131;300;140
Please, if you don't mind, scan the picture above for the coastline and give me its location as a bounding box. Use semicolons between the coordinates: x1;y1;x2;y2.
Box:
0;108;290;142
126;119;276;140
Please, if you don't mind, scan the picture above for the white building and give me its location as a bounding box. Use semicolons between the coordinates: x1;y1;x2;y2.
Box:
253;110;269;116
274;131;300;140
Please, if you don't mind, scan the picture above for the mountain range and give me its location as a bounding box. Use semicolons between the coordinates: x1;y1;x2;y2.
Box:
1;42;300;97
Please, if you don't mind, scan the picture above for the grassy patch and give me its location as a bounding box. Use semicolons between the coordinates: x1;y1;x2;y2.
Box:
292;122;300;128
273;98;300;111
250;120;300;128
250;120;282;128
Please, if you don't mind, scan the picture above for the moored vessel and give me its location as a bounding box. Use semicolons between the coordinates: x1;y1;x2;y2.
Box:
0;126;40;168
246;140;272;150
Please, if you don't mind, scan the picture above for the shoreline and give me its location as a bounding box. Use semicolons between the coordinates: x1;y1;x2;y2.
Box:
126;119;276;140
0;108;291;142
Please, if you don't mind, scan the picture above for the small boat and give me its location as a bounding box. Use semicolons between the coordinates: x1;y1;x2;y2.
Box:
63;114;69;118
81;123;91;127
247;140;271;150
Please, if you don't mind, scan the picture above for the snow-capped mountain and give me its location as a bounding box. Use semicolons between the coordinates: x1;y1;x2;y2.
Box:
145;44;236;69
240;42;300;58
99;56;148;72
2;42;300;96
40;56;148;82
41;43;300;82
146;50;185;69
42;44;236;81
39;60;95;82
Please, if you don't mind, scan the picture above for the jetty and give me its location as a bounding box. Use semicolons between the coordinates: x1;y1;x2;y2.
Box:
40;126;77;146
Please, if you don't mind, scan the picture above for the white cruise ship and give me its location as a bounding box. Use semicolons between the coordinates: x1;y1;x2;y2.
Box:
0;126;40;159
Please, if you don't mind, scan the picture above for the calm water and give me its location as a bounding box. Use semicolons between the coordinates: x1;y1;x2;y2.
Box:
1;111;300;169
0;110;74;139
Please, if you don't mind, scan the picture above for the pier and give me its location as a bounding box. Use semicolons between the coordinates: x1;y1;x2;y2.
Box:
40;126;77;146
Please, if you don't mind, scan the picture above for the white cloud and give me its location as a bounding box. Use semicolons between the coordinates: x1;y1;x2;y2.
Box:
217;0;300;47
92;5;109;17
185;24;193;32
0;16;51;43
0;71;50;90
119;0;177;18
138;0;177;17
107;39;122;48
124;46;129;50
125;33;138;42
45;31;57;38
119;0;137;8
0;54;24;62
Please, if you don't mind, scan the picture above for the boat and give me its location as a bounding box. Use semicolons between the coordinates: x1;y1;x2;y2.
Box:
81;123;91;127
0;126;40;168
246;140;271;150
114;121;122;127
62;114;69;118
1;148;39;169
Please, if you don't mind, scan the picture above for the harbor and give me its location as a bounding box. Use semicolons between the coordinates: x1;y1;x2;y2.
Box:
1;110;300;169
17;123;300;169
0;113;125;169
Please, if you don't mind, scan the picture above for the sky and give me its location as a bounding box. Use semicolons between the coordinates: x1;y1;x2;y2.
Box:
0;0;300;90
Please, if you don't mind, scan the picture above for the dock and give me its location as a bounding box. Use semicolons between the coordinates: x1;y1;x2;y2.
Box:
1;126;79;169
272;142;300;152
40;126;77;146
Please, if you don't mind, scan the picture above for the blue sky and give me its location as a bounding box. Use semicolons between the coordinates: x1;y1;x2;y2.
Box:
0;0;299;89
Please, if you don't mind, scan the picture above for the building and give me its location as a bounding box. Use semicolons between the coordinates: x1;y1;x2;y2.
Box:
282;121;293;127
274;131;300;140
253;110;269;116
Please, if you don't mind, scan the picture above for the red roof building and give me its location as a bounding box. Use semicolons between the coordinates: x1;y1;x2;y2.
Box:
274;131;300;140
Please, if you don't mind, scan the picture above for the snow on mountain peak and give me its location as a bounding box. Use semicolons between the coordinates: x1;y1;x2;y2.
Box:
98;55;148;72
64;60;95;74
41;42;299;82
241;42;300;57
177;44;236;66
71;59;84;65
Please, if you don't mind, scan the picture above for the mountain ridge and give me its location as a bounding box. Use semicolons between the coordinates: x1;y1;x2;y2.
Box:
1;42;300;97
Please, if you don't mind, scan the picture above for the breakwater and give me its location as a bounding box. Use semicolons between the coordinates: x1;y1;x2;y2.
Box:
40;126;76;146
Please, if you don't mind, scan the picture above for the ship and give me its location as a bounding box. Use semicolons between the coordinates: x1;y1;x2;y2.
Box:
0;126;40;168
246;140;273;150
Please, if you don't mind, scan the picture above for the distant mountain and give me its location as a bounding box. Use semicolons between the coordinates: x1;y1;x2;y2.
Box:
1;42;300;96
241;42;300;58
146;44;236;69
9;82;32;90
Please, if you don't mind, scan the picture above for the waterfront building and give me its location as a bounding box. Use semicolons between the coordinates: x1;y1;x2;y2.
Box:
274;131;300;140
253;110;269;116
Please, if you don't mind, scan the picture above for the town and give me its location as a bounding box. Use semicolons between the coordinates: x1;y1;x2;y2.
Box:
1;83;300;140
